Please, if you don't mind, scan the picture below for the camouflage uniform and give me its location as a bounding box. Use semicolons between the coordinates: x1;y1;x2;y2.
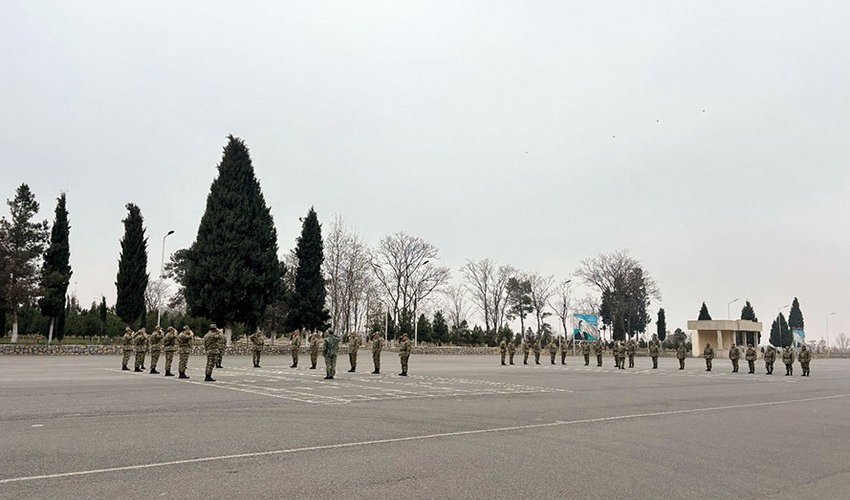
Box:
371;333;383;373
615;342;626;369
398;335;412;376
798;345;811;376
676;344;686;370
593;340;604;367
348;333;362;373
581;342;591;366
177;327;193;378
162;327;177;376
214;328;226;368
499;339;507;366
202;327;221;381
745;345;757;374
764;345;776;374
626;339;637;368
507;339;517;365
649;341;660;369
522;338;531;365
782;347;795;376
133;328;148;372
729;344;740;373
148;327;163;374
290;332;302;368
548;341;557;364
309;333;321;369
559;340;568;365
532;337;541;365
703;344;714;371
323;331;340;379
249;331;265;367
121;328;134;370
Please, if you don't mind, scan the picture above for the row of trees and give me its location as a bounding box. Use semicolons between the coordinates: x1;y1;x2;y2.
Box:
697;298;806;348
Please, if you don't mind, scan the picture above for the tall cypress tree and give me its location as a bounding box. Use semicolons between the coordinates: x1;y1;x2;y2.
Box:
183;136;281;335
788;297;804;331
285;207;330;333
39;193;72;343
115;203;148;325
656;308;666;341
740;300;757;321
698;302;712;320
769;313;791;347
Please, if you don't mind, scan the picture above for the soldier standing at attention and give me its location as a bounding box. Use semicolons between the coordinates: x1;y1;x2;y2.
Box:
581;341;591;366
626;339;637;368
703;343;714;371
649;340;660;369
548;339;558;364
729;344;740;373
764;345;776;374
617;341;627;370
371;332;383;374
133;328;148;372
398;334;412;376
532;336;542;365
214;326;226;368
309;332;321;369
323;330;339;380
290;330;302;368
121;327;134;370
559;339;569;365
798;344;811;376
676;343;686;370
162;326;177;376
782;346;795;376
522;336;531;365
594;340;604;367
249;329;265;368
348;332;362;373
499;337;507;366
745;344;757;374
148;326;163;374
177;325;193;379
507;337;516;365
202;324;221;382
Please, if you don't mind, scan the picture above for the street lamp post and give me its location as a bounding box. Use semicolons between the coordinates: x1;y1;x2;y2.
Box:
826;312;836;357
157;230;175;327
777;304;790;347
727;298;740;320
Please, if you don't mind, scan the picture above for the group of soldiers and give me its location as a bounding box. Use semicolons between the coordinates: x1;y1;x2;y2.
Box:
121;325;414;382
497;335;815;377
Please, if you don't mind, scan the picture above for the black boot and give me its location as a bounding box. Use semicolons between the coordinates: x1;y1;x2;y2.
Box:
310;365;316;370
134;367;142;372
122;366;129;371
178;372;189;379
372;370;380;374
399;372;407;376
205;375;215;382
165;371;173;377
324;375;333;380
150;368;159;374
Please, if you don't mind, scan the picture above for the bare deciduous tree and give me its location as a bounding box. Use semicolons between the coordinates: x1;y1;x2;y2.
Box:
836;332;849;351
528;272;555;333
441;282;471;328
461;259;514;333
324;216;374;337
549;279;572;337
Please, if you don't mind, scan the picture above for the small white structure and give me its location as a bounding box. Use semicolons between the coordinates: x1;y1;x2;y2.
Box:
686;320;763;358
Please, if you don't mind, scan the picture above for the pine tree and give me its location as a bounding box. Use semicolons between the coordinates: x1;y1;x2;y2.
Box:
506;277;533;336
285;207;330;333
38;193;72;343
740;300;757;321
769;313;791;347
183;136;282;337
656;308;667;341
788;297;804;330
698;302;712;320
0;184;49;342
432;311;449;345
98;296;108;335
115;203;148;325
416;314;433;343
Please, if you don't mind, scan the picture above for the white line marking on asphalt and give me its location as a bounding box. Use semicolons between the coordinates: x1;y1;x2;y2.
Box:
30;424;43;428
2;392;848;485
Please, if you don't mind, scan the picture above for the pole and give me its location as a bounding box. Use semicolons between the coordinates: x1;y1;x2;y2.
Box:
727;298;739;320
157;230;174;327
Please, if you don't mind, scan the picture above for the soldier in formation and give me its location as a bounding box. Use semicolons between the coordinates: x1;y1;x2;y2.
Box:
203;324;223;382
290;330;302;368
798;344;811;376
703;343;714;372
348;332;362;373
499;337;507;366
782;346;795;376
729;344;740;373
626;338;637;368
676;342;686;370
323;329;339;380
121;327;134;370
548;339;557;364
581;341;591;366
371;332;383;374
162;326;177;376
398;334;412;376
532;336;541;365
522;336;531;365
309;331;321;370
133;327;148;372
177;325;193;379
764;344;776;374
649;339;660;369
745;344;757;374
507;337;516;365
611;341;622;369
249;329;265;368
214;326;225;368
148;326;163;374
594;340;604;367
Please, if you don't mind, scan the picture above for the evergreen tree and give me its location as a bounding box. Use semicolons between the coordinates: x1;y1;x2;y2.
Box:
432;311;449;345
115;203;148;325
505;277;533;336
698;302;712;320
769;313;791;347
740;300;757;321
39;193;72;343
0;184;49;342
656;308;666;341
98;296;108;335
788;297;804;330
183;136;282;336
416;314;433;343
285;207;330;333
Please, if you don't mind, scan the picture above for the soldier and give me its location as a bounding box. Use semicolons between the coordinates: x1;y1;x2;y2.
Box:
348;332;362;373
581;341;591;366
522;336;531;365
398;334;412;376
532;336;541;365
616;341;627;370
703;343;714;371
676;343;686;370
202;324;221;382
559;339;569;365
548;339;558;364
214;326;226;368
121;327;134;370
249;329;265;368
626;339;636;368
764;344;776;374
162;326;177;376
594;340;604;367
782;346;795;376
371;332;383;374
323;330;340;380
499;337;507;366
148;326;163;374
649;340;660;369
745;344;757;374
177;325;194;379
290;330;302;368
309;332;321;369
133;328;148;372
798;344;811;376
507;337;517;365
729;344;740;373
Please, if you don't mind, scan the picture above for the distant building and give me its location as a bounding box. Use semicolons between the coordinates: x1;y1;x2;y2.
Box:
686;320;763;358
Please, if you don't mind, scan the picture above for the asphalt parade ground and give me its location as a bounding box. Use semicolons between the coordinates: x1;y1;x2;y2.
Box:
1;354;849;499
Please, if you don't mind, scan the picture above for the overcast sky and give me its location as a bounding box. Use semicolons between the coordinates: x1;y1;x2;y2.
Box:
2;1;849;341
